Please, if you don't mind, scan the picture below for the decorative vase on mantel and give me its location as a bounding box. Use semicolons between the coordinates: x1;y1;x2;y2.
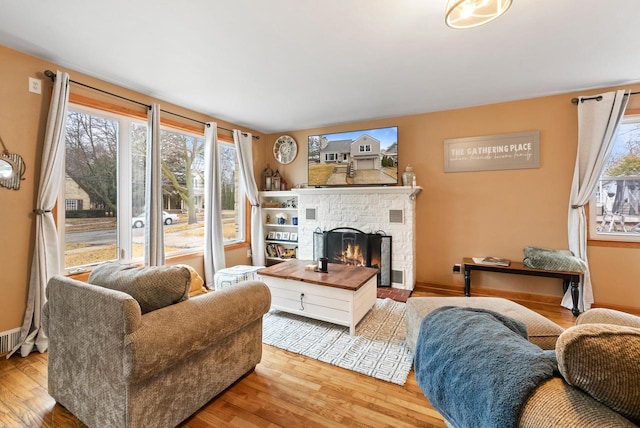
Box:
402;165;416;187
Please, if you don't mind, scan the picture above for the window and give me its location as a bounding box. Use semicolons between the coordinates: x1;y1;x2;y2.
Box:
63;109;120;270
219;142;244;242
589;115;640;242
359;144;371;152
61;104;245;273
65;199;80;211
325;153;337;162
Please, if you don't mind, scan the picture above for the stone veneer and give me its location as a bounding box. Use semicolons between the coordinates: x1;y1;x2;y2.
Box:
293;186;420;290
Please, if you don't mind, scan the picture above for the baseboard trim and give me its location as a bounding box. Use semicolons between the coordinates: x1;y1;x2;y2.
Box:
592;303;640;316
415;282;640;315
415;281;563;306
413;282;464;296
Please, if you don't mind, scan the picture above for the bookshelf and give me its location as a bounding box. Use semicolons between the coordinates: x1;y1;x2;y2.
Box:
259;191;299;265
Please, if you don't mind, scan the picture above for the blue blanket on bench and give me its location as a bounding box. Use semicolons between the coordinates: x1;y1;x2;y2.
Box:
414;306;557;428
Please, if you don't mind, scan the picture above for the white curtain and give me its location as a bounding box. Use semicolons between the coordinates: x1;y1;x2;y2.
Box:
203;122;226;288
144;103;165;266
8;71;70;358
565;89;628;312
234;130;265;266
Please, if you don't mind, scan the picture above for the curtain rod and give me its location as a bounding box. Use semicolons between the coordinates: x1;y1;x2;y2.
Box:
44;70;260;140
571;91;640;105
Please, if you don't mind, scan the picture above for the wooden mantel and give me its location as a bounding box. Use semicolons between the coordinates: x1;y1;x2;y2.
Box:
292;185;422;200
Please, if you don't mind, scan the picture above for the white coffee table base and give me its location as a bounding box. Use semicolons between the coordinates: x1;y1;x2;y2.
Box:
260;275;377;335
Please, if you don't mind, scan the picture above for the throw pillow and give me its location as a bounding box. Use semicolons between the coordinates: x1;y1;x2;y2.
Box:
88;262;191;314
522;246;587;272
556;324;640;424
176;264;209;297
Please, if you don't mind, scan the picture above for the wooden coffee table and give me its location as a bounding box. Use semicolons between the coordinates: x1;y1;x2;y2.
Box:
258;260;379;335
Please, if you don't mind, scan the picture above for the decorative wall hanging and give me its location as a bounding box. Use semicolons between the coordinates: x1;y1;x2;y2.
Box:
0;135;26;190
273;135;297;164
444;131;540;173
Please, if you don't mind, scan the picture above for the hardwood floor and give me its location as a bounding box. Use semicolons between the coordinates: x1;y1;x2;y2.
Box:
0;286;578;428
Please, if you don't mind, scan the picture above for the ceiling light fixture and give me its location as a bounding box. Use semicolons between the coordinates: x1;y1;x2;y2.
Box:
445;0;512;29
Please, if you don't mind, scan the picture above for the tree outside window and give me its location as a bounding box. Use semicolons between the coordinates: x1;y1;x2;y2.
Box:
590;116;640;240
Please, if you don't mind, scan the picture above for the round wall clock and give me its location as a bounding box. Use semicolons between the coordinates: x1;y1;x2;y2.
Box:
273;135;298;164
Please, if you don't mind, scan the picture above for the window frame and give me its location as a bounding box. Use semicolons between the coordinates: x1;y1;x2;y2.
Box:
216;139;246;245
59;95;249;275
59;103;137;274
588;113;640;247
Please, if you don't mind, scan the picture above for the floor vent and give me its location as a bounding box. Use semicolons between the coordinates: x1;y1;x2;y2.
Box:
391;269;404;285
0;328;21;355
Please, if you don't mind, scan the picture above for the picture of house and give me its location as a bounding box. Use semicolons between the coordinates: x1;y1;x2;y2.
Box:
320;134;381;169
319;138;351;164
310;127;398;185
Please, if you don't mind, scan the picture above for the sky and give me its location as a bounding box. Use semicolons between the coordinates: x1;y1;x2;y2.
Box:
610;121;640;160
315;126;398;150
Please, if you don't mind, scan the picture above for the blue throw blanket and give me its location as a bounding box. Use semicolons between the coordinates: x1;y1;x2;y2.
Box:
414;307;557;428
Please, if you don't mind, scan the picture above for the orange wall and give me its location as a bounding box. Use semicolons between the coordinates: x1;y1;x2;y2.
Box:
265;88;640;312
0;45;263;332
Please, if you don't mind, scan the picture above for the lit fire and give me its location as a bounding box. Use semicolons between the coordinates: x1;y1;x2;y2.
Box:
335;242;365;266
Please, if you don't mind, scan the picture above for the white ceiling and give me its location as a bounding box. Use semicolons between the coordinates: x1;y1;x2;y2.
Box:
1;0;640;134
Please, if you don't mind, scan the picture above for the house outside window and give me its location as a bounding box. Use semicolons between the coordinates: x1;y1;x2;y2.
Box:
589;115;640;242
60;104;245;273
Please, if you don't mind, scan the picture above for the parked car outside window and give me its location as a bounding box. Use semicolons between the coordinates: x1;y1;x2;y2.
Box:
132;211;179;228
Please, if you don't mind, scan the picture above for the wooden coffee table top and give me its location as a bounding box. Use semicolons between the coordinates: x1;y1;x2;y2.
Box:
258;260;379;291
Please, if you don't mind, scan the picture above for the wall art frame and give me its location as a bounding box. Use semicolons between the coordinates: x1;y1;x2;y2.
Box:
444;131;540;173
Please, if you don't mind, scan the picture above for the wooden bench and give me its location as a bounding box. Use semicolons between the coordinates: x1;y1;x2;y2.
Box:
462;257;582;316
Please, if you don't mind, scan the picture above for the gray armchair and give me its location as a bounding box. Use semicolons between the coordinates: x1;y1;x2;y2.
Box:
43;267;271;428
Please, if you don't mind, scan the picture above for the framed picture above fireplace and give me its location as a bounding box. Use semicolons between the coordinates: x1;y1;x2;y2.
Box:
308;126;398;187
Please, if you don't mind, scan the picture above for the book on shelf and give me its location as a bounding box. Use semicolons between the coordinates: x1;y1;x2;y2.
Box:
472;256;511;267
265;244;277;258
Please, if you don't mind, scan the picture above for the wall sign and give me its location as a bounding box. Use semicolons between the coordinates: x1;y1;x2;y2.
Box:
444;131;540;173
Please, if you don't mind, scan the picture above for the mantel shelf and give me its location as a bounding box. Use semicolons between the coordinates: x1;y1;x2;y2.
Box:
292;185;422;197
409;187;422;201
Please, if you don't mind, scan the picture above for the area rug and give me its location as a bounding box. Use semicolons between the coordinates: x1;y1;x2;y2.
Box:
262;298;414;385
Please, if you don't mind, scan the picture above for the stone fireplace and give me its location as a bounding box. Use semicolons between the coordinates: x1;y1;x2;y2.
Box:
293;186;420;290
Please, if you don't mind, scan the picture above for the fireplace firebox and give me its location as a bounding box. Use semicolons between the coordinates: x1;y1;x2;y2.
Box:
313;227;392;287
